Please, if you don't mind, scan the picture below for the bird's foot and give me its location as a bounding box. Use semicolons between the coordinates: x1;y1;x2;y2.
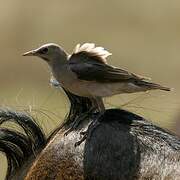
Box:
64;107;96;136
64;117;80;136
74;132;88;147
74;112;103;147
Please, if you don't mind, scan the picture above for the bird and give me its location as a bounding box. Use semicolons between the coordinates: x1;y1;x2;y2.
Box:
23;42;172;114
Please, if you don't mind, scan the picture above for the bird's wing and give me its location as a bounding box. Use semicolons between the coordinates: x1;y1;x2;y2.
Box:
68;43;150;82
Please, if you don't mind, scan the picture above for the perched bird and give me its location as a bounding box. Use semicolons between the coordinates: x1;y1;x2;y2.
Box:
23;43;171;113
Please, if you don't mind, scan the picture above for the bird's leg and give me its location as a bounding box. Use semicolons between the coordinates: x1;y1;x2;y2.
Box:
75;97;105;146
96;97;105;112
64;105;97;136
74;133;88;147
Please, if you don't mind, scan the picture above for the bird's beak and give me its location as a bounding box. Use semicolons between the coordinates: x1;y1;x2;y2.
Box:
22;50;37;56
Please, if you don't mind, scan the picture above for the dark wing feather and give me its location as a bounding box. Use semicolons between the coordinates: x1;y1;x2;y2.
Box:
68;52;148;83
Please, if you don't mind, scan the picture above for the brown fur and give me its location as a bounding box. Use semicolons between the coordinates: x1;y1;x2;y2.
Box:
25;128;85;180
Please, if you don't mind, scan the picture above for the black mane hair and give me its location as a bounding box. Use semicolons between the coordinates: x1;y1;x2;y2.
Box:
0;109;46;180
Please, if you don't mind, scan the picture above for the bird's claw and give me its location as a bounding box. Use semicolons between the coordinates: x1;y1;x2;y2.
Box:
74;133;88;147
64;108;97;136
75;113;103;147
80;131;87;136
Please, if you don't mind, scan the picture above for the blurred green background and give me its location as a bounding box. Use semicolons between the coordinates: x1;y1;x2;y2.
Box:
1;0;180;179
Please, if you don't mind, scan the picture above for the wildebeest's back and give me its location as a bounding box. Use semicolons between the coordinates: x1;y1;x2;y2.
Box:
24;109;180;180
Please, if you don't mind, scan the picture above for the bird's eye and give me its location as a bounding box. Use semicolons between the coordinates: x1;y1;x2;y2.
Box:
41;47;48;54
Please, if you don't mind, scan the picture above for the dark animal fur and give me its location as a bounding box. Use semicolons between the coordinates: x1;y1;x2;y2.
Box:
0;91;180;180
0;109;46;179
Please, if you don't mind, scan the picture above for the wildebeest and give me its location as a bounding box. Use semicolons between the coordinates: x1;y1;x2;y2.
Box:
0;90;180;180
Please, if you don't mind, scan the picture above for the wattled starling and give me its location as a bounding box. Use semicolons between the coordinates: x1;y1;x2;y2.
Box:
23;42;171;113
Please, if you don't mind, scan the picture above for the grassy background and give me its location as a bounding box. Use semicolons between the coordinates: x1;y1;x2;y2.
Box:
0;0;180;179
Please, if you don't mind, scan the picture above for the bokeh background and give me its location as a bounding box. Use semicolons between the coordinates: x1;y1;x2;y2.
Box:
0;0;180;179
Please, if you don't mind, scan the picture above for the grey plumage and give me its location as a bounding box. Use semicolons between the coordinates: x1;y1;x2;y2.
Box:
69;51;148;82
68;51;170;91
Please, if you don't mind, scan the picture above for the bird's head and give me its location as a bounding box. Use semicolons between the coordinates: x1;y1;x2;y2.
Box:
23;43;68;65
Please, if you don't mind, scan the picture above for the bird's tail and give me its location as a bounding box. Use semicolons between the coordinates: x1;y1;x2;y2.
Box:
135;80;172;91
